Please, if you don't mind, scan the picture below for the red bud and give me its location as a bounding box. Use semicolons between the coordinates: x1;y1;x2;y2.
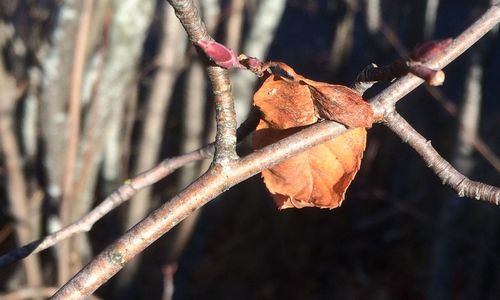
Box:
195;39;241;69
410;38;453;62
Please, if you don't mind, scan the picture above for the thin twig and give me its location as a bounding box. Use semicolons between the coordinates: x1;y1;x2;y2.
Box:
125;3;185;230
0;110;260;267
384;111;499;204
370;4;500;117
58;0;94;284
374;16;500;172
167;0;238;162
0;149;209;267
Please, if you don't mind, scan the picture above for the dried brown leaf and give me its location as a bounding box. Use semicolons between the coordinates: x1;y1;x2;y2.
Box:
252;63;370;209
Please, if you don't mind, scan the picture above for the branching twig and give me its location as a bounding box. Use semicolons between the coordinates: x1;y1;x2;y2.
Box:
0;149;209;267
0;109;260;267
370;4;500;117
369;14;500;172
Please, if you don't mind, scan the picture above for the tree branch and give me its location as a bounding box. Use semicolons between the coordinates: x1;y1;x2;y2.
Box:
0;109;260;267
370;4;500;117
0;148;209;267
384;111;499;204
167;0;238;162
22;3;500;298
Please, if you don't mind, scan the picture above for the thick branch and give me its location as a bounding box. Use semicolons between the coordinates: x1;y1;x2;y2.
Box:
52;120;348;299
167;0;238;162
384;111;499;204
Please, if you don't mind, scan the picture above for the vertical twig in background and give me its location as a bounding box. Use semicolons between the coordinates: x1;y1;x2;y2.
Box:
428;50;483;300
21;68;40;161
58;0;94;284
75;0;155;221
232;0;287;123
328;0;357;73
71;0;155;274
365;0;380;34
225;0;245;51
424;0;440;39
161;264;177;300
0;22;42;290
125;4;186;231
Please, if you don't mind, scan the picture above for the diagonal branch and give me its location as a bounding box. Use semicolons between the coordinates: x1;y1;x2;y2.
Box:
370;4;500;117
0;148;210;268
0;108;260;267
384;111;499;204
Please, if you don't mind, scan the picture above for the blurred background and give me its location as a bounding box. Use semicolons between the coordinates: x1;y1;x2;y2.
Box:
0;0;499;299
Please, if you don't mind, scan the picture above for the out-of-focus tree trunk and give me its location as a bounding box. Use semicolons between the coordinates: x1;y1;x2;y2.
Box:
328;0;357;74
0;21;42;292
428;50;483;300
37;2;87;281
39;0;82;218
116;3;186;289
424;0;440;39
365;0;380;34
226;0;245;51
69;0;155;277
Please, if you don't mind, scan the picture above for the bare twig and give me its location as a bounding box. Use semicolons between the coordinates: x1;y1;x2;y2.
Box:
51;121;350;299
0;148;210;267
370;4;500;116
50;8;500;299
0;108;259;268
373;14;500;173
168;0;238;162
125;3;186;230
384;111;499;204
58;0;94;284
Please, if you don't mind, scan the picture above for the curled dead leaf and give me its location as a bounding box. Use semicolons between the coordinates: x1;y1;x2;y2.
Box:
252;63;371;209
